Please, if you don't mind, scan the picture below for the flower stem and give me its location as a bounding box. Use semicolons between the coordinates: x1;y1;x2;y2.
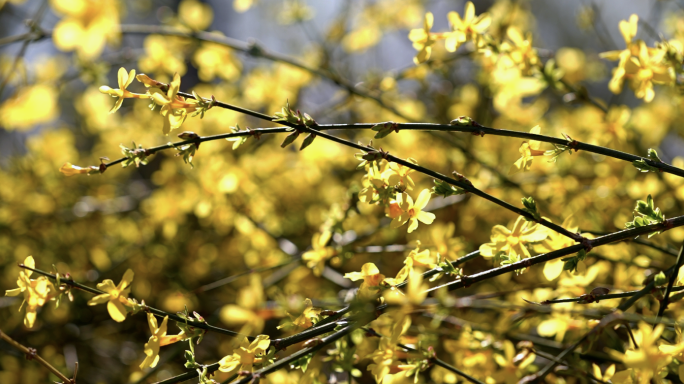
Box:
19;265;247;339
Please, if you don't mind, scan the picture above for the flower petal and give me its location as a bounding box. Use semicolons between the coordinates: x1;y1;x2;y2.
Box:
87;293;111;305
414;189;432;210
107;298;128;322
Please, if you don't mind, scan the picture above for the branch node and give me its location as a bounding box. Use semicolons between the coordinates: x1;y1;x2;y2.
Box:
25;347;37;361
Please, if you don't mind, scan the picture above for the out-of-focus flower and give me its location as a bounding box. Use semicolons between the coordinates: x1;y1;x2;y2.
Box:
480;216;547;260
179;0;214;30
445;1;491;52
302;231;336;276
218;335;270;374
50;0;120;60
148;73;200;134
409;12;437;64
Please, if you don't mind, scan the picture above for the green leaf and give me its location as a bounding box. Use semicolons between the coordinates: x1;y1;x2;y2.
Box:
633;149;663;173
521;196;541;221
280;131;300;148
625;194;666;237
562;249;587;273
432;179;467;198
450;116;475;126
654;271;668;287
299;133;316;150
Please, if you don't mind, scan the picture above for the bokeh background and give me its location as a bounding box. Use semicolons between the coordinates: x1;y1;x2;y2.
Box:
3;0;684;383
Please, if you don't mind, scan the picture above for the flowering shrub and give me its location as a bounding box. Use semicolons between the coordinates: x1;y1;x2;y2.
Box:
5;1;684;384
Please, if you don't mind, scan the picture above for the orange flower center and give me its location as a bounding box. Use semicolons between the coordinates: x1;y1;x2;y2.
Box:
507;236;519;246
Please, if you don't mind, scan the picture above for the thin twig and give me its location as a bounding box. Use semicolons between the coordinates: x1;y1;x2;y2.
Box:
19;265;248;340
655;241;684;324
0;329;74;383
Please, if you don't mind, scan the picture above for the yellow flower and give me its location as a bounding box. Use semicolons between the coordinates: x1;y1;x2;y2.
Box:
445;1;491;52
534;216;579;280
599;14;640;62
383;263;428;306
138;35;188;78
192;40;242;82
0;84;59;131
50;0;120;60
359;162;387;204
391;189;436;233
302;230;336;276
479;216;548;260
99;67;150;113
413;246;438;268
592;363;616;382
503;27;539;74
280;298;320;330
623;41;674;102
367;315;411;383
139;314;169;370
218;335;270;375
609;323;683;382
148;73;199;135
408;12;437;64
345;263;385;300
219;274;272;335
87;269;134;322
511;125;545;173
179;0;214;31
5;256;56;328
492;340;535;384
382;159;417;191
59;162;99;176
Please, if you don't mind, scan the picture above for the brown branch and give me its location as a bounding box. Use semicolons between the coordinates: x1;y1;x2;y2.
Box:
0;329;75;383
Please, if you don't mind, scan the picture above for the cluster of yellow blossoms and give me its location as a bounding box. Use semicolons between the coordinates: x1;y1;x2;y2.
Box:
5;257;57;328
600;14;676;102
99;67;204;135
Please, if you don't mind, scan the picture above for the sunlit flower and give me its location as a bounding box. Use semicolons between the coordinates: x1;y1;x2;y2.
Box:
492;340;535;384
409;12;438;64
99;67;150;113
219;274;273;335
359;162;388;203
511;125;545;173
609;323;684;382
534;216;579;280
383;159;417;191
302;230;336;276
391;189;436;233
50;0;120;60
600;14;640;62
367;315;411;383
139;314;169;370
148;73;200;135
445;1;491;52
345;262;385;300
623;41;673;102
280;298;320;330
87;269;135;322
479;216;547;260
5;256;56;328
218;335;270;375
